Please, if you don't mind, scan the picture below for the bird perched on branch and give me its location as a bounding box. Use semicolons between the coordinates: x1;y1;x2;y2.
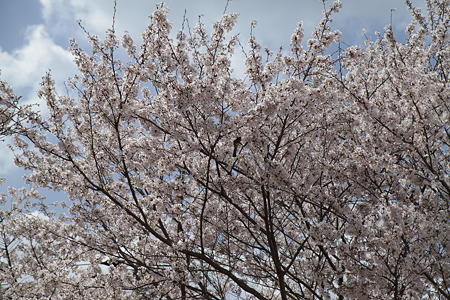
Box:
233;136;241;157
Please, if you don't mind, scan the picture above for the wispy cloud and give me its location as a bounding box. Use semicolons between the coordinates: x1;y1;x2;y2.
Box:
0;25;75;96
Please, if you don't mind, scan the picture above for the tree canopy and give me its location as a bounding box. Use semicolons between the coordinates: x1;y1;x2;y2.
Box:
0;0;449;299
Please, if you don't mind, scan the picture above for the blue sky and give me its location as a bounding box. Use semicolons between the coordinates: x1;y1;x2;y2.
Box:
0;0;424;200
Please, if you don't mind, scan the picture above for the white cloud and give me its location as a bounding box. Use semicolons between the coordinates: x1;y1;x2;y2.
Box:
0;25;76;175
39;0;117;37
0;24;75;93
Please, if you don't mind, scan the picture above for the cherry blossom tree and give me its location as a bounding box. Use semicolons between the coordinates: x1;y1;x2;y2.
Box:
1;0;449;299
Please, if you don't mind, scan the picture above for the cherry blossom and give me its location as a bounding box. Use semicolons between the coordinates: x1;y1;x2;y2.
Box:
0;0;449;299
